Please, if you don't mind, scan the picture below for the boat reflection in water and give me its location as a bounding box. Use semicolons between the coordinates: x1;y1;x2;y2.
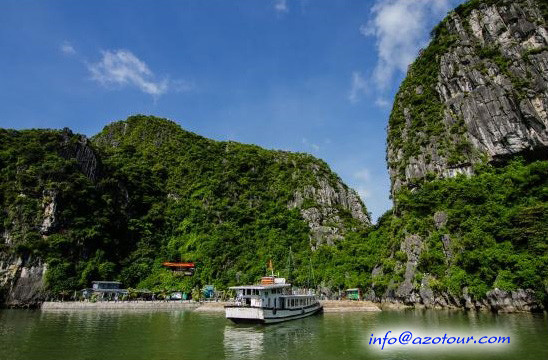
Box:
223;326;265;360
223;317;320;360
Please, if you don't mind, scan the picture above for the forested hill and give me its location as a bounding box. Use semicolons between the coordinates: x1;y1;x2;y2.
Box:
2;0;548;313
367;0;548;312
0;115;370;306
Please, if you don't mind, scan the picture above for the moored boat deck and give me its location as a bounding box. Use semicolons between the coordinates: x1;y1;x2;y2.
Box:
225;275;324;324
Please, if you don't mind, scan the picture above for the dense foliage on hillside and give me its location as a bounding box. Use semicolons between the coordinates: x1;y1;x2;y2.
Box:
0;116;370;300
368;158;548;304
1;117;546;307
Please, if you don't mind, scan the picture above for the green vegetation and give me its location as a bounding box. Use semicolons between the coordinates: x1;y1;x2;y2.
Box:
0;116;369;299
370;158;548;303
1;116;546;306
2;2;548;309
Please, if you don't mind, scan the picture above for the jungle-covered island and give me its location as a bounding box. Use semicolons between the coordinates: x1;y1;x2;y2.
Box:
1;0;548;313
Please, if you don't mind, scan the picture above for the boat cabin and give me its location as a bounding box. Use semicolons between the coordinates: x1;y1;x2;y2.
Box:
225;275;323;324
230;276;316;310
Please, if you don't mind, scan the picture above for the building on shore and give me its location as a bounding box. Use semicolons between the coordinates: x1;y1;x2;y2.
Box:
202;285;215;299
162;262;196;276
345;288;362;300
82;281;128;301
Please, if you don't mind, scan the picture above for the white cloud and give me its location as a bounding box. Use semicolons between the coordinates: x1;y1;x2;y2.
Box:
88;49;168;97
60;41;76;55
360;0;453;91
375;97;390;107
356;186;370;201
172;79;195;93
302;137;320;152
354;168;371;182
274;0;288;13
348;71;368;103
353;168;373;201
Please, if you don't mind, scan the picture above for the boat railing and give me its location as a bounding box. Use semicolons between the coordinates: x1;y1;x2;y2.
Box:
226;299;254;307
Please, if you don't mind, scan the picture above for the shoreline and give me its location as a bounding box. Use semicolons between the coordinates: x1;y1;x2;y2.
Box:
39;300;382;313
320;300;381;312
41;300;201;311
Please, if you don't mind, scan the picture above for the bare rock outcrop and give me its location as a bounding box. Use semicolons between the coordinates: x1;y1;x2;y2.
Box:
387;0;548;194
0;255;46;307
60;128;101;182
289;177;370;249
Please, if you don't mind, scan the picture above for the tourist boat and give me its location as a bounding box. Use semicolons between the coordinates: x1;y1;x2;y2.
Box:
225;275;323;324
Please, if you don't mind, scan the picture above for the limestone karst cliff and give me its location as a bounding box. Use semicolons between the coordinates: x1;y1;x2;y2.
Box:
369;0;548;312
387;0;548;194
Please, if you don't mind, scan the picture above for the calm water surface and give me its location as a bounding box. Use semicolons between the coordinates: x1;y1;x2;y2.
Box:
0;308;546;360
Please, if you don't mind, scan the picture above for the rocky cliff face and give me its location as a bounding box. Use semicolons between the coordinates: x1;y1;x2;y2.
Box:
0;129;101;306
288;169;370;249
0;255;46;307
373;0;548;313
387;0;548;194
59;128;101;182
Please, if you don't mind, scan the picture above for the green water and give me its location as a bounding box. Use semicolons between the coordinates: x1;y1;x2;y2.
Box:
0;309;546;360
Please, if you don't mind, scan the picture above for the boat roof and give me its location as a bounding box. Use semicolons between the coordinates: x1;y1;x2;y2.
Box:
229;283;291;290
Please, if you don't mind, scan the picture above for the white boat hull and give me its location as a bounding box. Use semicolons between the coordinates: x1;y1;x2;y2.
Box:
225;302;323;324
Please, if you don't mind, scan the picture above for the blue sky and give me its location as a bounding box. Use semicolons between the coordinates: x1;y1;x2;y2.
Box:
0;0;463;221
